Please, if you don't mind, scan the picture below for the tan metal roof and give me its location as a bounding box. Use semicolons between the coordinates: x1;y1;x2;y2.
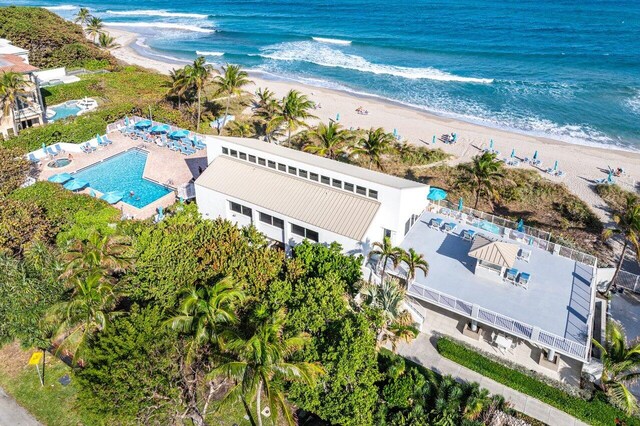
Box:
468;235;518;268
209;136;425;189
195;156;381;240
0;55;38;73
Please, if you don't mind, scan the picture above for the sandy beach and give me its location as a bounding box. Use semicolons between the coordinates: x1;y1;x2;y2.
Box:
106;27;639;222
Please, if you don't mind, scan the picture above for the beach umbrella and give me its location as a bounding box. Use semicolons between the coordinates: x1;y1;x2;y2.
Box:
150;124;170;133
427;187;447;201
135;119;152;128
89;189;97;197
336;113;340;121
393;128;398;137
96;134;102;144
432;135;436;144
100;191;125;204
169;129;190;139
41;142;47;155
452;133;457;142
458;197;464;211
157;206;165;220
489;139;494;151
63;178;89;191
511;148;516;158
517;218;525;232
553;160;558;172
124;116;130;127
607;170;614;183
47;173;73;184
532;150;538;160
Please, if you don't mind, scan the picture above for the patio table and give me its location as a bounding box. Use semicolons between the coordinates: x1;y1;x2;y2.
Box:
495;334;513;352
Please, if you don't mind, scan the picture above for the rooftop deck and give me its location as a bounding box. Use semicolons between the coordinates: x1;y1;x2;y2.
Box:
399;209;596;361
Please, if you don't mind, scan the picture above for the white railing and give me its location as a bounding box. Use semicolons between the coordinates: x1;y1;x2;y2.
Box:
407;281;590;361
615;270;640;293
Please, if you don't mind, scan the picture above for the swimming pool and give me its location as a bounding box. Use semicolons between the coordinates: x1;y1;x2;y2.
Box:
49;102;81;121
73;150;172;208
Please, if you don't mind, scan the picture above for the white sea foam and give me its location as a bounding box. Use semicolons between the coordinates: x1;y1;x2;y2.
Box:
626;90;640;115
196;51;224;56
105;9;208;19
105;22;215;34
44;5;77;11
312;37;352;45
259;42;492;83
135;38;149;48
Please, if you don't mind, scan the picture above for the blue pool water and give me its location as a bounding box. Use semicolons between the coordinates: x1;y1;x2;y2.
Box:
49;103;81;121
73;150;171;208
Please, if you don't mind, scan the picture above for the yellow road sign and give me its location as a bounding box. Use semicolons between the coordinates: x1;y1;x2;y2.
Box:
28;352;42;365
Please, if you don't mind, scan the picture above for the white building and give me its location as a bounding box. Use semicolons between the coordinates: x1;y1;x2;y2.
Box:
195;136;429;253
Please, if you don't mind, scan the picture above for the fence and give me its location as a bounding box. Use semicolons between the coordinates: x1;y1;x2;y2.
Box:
615;270;640;293
407;282;590;361
429;199;597;267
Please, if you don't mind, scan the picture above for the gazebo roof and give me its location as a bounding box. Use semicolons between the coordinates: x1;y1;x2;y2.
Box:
468;235;518;268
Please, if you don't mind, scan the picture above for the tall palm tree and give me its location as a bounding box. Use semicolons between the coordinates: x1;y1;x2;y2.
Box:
303;121;353;159
167;68;189;108
74;7;91;26
227;120;254;138
351;127;395;170
61;231;131;280
211;309;324;426
401;248;429;288
458;152;505;210
268;89;316;146
368;236;403;279
214;64;253;133
603;195;640;294
183;56;215;131
592;320;640;415
166;276;245;362
98;32;119;49
0;71;29;135
85;17;104;44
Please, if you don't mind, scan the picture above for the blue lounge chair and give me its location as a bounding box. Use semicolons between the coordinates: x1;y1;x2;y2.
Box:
168;141;180;151
102;134;114;144
46;146;58;156
505;268;518;284
81;144;92;154
28;153;40;163
179;145;196;156
444;222;457;233
429;218;443;230
518;272;530;289
192;136;206;150
53;144;64;155
96;135;108;146
462;229;476;241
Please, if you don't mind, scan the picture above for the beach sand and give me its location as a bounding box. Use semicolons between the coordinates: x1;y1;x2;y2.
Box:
106;27;640;222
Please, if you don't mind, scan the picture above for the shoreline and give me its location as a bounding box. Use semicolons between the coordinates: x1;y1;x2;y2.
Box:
106;26;640;221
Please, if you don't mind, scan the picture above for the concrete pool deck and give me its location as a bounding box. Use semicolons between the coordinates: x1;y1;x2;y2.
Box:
36;131;208;219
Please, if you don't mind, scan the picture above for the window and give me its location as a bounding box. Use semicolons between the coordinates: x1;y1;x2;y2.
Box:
356;186;367;196
268;160;276;169
259;212;270;223
258;157;266;166
321;175;330;185
291;224;319;242
369;189;378;200
299;169;308;178
384;228;392;238
248;154;256;163
405;219;411;235
332;179;342;189
306;229;319;242
344;182;354;192
239;152;247;160
288;166;297;175
230;201;251;217
273;217;284;229
278;163;286;172
259;212;285;229
230;149;238;157
310;172;319;181
291;224;305;237
222;147;229;155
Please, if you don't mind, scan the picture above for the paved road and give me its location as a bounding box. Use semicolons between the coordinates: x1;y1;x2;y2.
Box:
0;387;41;426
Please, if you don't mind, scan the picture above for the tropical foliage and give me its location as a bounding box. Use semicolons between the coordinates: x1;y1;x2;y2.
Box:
303;120;353;159
0;71;30;135
268;89;316;145
602;194;640;293
458;151;505;209
213;63;253;132
352;127;396;170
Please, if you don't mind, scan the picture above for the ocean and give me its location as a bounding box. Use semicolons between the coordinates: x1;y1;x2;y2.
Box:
19;0;640;150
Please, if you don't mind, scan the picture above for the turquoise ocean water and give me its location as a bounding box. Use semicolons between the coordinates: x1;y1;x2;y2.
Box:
21;1;640;150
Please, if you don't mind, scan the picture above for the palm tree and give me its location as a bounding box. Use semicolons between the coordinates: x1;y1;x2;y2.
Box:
368;236;402;279
167;67;189;108
458;152;505;210
212;309;324;426
61;231;130;280
602;195;640;294
74;7;91;26
98;32;119;49
167;276;245;362
592;320;640;415
268;89;316;146
303;121;353;159
0;71;29;135
85;17;104;44
226;120;254;138
214;64;253;133
361;277;418;351
401;248;429;288
351;127;395;170
183;56;215;131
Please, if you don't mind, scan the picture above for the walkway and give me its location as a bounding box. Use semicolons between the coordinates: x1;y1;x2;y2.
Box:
395;334;589;426
0;387;41;426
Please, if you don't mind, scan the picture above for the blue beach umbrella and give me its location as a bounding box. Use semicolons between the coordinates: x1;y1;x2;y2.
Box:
553;160;558;172
336;113;340;121
96;134;102;144
41;142;47;155
517;218;525;232
427;187;447;201
135;119;152;128
489;139;494;150
607;170;614;183
532;150;538;160
511;148;516;158
63;178;89;191
452;133;457;142
47;173;73;184
100;191;125;204
150;124;170;133
458;197;464;211
432;135;436;144
169;129;190;139
393;128;398;137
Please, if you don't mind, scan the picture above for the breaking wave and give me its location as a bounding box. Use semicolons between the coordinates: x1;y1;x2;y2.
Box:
105;9;209;19
104;22;215;33
196;51;224;56
312;37;352;45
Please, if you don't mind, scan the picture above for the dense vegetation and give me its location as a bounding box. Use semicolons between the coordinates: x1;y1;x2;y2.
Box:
0;6;114;70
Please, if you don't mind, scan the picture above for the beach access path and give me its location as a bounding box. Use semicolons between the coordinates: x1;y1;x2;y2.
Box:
395;334;589;426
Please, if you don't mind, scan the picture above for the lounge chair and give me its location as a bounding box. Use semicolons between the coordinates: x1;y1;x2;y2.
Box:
517;248;531;262
193;138;206;150
444;222;457;233
46;146;58;156
179;145;196;156
518;272;530;289
28;153;41;164
102;134;114;144
462;229;476;241
81;143;93;154
505;268;518;284
557;170;566;178
53;144;65;155
429;218;443;230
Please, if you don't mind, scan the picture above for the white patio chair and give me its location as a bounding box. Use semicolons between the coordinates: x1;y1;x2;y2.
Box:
517;249;531;263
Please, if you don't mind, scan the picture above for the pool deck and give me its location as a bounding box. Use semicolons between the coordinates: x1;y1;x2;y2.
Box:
36;131;208;219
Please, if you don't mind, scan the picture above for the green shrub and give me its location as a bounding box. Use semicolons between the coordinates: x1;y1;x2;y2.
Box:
436;337;639;426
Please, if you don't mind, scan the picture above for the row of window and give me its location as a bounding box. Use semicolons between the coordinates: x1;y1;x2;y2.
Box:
404;214;420;235
230;201;319;243
221;146;379;200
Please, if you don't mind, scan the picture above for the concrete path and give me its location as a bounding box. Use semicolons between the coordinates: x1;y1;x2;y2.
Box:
0;387;41;426
395;334;589;426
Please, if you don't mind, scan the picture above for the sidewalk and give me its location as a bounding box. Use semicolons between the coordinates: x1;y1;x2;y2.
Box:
395;334;589;426
0;387;41;426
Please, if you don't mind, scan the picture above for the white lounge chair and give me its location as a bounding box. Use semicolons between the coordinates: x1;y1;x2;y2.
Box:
517;249;531;263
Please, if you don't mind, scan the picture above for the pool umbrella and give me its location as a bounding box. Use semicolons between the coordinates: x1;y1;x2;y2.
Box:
432;135;436;144
150;124;170;133
532;150;538;160
553;160;558;172
63;178;89;191
452;133;457;142
511;148;515;158
458;197;464;211
124;116;130;127
42;142;46;155
427;187;447;201
169;129;190;139
100;191;125;204
517;218;525;232
47;173;73;184
393;128;398;137
96;134;102;144
135;119;152;128
336;113;340;121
